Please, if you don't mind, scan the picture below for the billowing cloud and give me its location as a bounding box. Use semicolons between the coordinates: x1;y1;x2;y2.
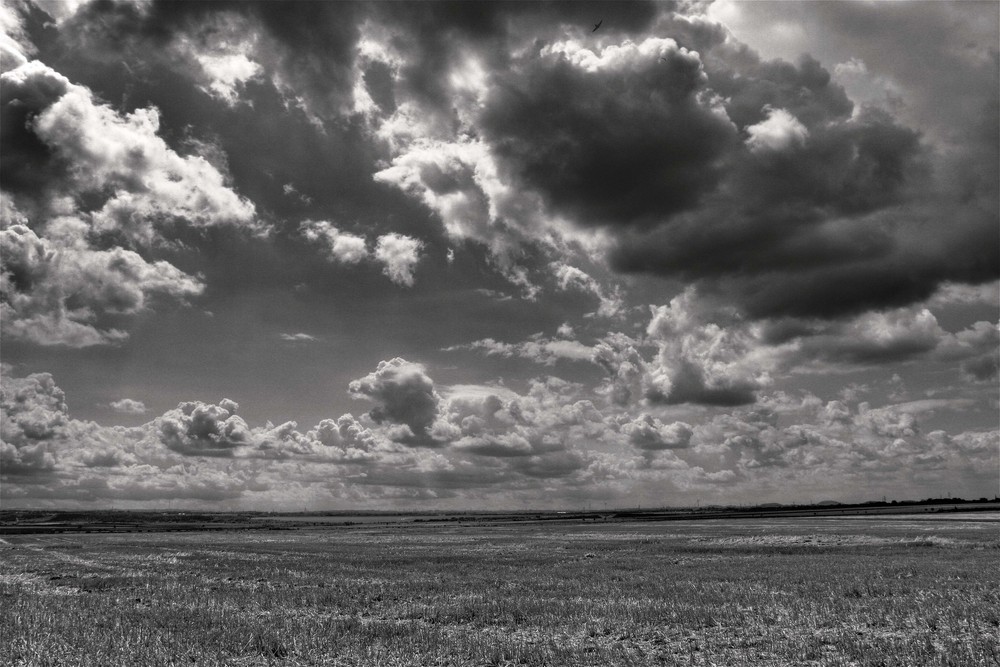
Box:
482;37;737;230
300;220;369;265
745;106;809;153
645;288;772;406
2;60;257;240
442;377;604;468
1;222;203;346
592;333;647;406
374;233;423;287
1;56;256;346
157;399;252;456
605;6;996;320
0;3;995;510
1;370;66;473
622;415;693;451
348;358;441;443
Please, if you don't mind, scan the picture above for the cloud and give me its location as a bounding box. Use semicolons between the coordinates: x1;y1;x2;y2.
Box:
445;335;593;366
0;58;257;345
157;399;253;456
481;37;737;231
110;398;147;415
0;0;33;71
298;223;426;287
279;333;318;343
189;42;262;106
3;362;996;507
592;333;647;406
348;358;441;444
622;415;693;451
745;106;809;153
1;370;66;473
0;222;203;347
550;262;623;318
442;377;605;466
300;220;369;265
374;233;423;287
645;288;771;406
2;60;258;241
308;414;380;459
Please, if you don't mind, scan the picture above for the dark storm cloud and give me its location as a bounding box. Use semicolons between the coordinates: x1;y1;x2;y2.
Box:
481;38;737;229
60;0;361;109
371;0;662;115
602;53;950;319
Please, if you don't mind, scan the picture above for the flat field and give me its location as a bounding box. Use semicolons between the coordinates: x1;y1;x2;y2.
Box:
2;515;998;666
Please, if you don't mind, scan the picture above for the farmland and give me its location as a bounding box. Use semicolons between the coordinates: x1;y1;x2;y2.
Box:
2;513;998;666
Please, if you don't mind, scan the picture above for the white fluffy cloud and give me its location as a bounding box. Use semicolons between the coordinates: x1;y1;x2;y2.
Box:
745;106;809;153
299;223;425;287
1;59;257;345
300;220;370;265
1;371;66;473
622;415;693;451
0;223;203;346
3;60;257;240
2;362;996;508
374;233;423;287
645;288;773;406
110;398;147;415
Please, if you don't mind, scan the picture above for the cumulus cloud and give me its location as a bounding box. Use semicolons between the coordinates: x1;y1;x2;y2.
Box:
2;60;257;240
0;222;203;346
157;399;253;456
592;333;648;406
3;361;996;507
348;358;441;443
645;288;772;406
110;398;147;415
371;133;559;297
1;370;66;473
442;376;604;467
622;415;693;451
745;106;809;153
0;58;256;345
194;47;262;106
300;220;369;265
374;233;423;287
1;3;996;509
482;36;737;231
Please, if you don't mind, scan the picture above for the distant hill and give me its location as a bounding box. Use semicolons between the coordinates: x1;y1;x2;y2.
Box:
816;500;841;506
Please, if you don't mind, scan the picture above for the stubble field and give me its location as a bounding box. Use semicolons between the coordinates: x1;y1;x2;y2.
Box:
2;515;998;666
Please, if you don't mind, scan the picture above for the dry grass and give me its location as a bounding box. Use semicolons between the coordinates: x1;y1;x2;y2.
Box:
2;516;998;666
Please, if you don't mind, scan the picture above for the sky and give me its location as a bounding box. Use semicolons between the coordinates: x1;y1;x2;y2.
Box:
1;0;997;511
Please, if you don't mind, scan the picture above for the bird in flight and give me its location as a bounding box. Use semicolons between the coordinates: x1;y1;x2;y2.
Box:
593;20;602;32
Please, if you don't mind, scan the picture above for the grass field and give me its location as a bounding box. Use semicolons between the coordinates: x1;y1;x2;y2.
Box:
2;515;998;666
